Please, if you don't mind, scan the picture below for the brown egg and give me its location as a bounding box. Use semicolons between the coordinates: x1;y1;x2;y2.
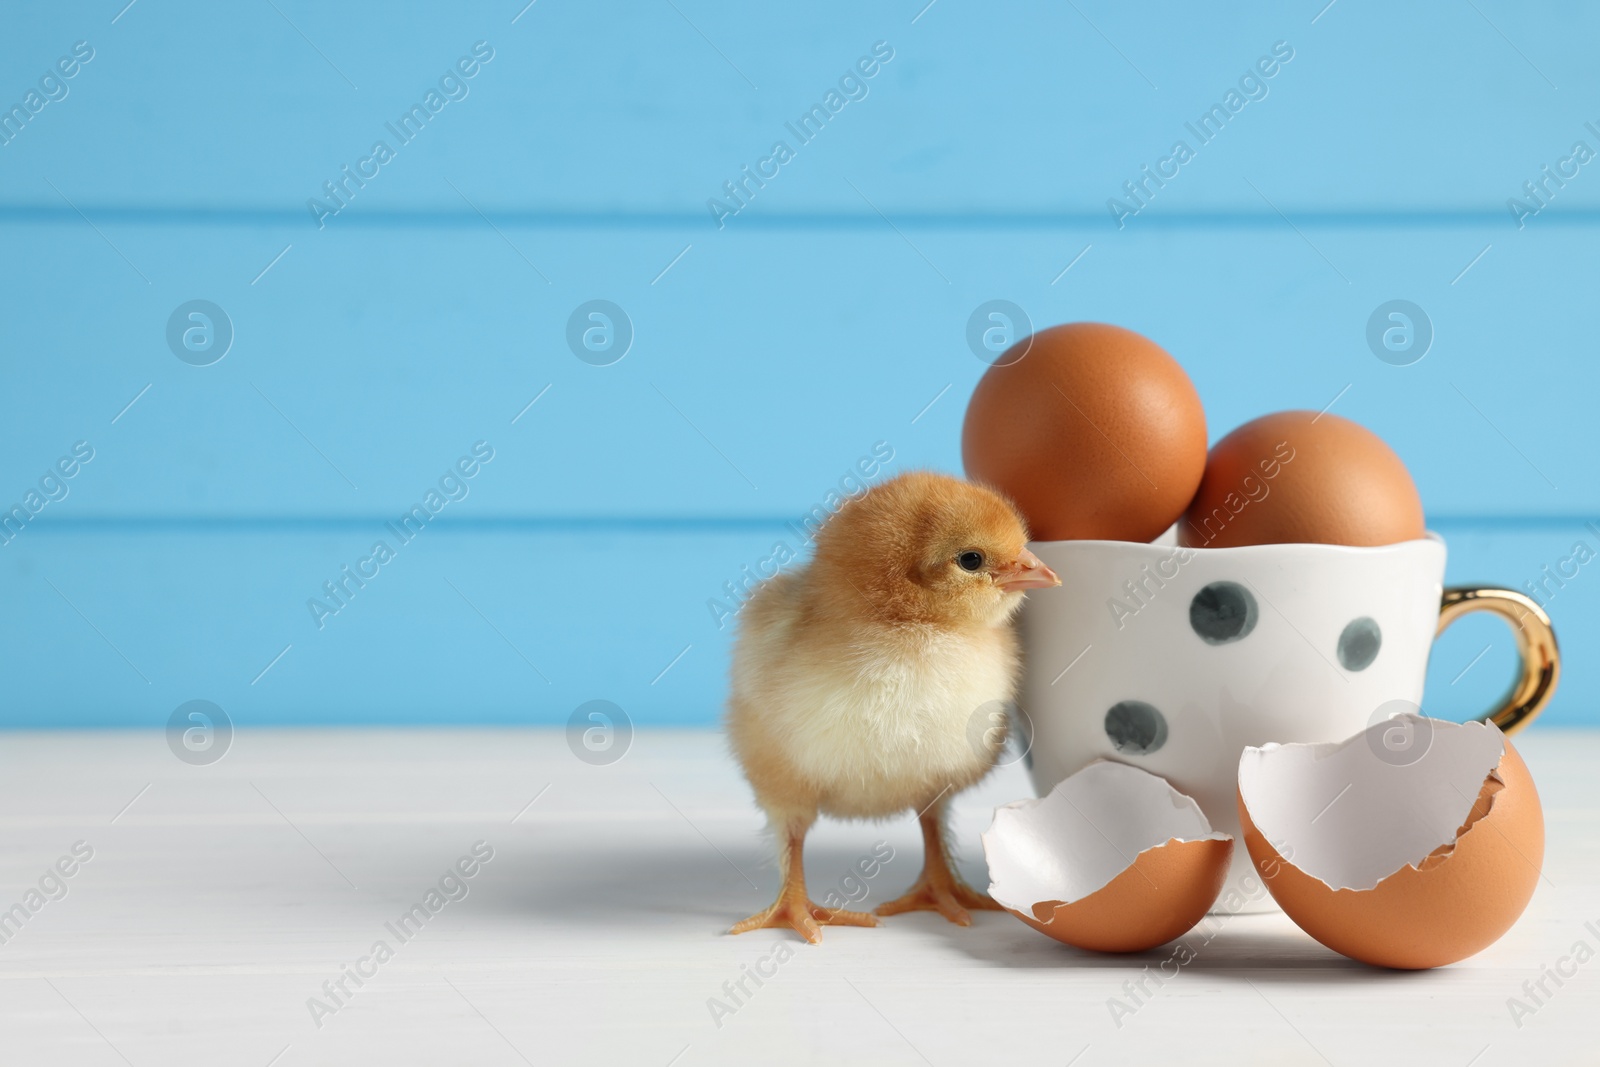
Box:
1237;717;1542;970
962;323;1207;543
983;760;1233;954
1180;410;1424;548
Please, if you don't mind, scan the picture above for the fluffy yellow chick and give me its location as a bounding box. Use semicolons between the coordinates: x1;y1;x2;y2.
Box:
726;470;1060;943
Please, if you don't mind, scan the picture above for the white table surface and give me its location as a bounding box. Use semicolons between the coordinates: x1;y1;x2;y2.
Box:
0;726;1592;1066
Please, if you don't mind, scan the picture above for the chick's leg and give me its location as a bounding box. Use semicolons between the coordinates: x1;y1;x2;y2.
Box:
875;799;1002;925
731;816;878;944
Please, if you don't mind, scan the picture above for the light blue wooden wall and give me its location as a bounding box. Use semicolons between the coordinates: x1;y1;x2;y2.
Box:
2;1;1596;729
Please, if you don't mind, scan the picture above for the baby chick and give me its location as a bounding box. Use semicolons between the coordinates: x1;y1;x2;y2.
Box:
727;470;1059;943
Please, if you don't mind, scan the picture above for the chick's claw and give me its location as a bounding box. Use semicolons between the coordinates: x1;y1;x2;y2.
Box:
875;878;1003;926
731;898;879;944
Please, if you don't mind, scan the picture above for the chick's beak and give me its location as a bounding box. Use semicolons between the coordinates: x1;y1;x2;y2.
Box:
994;547;1061;592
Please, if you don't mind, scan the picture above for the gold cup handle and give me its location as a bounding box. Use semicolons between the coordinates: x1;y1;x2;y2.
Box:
1436;587;1560;736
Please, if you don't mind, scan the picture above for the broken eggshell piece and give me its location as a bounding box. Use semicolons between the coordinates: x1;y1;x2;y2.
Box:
1237;714;1543;969
983;760;1233;953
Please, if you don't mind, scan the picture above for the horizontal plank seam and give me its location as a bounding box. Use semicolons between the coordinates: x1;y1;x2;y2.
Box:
2;207;1598;229
9;514;1594;533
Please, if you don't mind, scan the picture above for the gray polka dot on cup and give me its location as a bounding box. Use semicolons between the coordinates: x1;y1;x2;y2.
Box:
1189;581;1258;645
1104;700;1168;755
1338;617;1382;671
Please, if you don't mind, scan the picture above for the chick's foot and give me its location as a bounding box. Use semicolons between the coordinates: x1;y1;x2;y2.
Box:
877;803;1004;925
874;875;1001;926
731;897;878;944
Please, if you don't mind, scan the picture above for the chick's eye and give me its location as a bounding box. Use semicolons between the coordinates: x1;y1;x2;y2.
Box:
957;551;985;572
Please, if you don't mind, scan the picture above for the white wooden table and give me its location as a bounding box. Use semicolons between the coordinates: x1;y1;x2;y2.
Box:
0;727;1591;1066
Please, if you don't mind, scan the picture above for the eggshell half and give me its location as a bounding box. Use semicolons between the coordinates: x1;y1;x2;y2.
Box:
1012;839;1235;953
1237;715;1542;969
985;760;1232;953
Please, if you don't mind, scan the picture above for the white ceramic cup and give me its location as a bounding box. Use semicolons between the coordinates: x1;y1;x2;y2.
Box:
1014;534;1557;912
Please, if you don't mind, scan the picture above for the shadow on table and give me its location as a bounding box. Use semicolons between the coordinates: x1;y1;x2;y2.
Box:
468;839;892;927
470;840;1431;982
931;911;1426;984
